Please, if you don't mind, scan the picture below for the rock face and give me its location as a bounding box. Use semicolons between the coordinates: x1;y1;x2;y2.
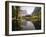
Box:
31;7;41;29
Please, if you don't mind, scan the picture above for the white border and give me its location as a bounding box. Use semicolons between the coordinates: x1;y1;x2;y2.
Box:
9;3;44;35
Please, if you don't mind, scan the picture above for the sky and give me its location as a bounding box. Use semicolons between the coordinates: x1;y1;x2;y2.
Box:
20;6;35;15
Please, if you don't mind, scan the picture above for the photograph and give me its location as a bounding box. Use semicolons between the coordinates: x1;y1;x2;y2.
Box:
12;6;41;31
5;1;45;36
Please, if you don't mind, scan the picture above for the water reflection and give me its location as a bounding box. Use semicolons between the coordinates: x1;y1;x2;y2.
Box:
21;20;35;30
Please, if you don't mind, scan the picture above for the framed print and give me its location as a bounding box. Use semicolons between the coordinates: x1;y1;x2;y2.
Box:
5;1;45;36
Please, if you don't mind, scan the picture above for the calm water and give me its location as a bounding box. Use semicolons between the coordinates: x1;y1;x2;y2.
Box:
21;20;35;30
